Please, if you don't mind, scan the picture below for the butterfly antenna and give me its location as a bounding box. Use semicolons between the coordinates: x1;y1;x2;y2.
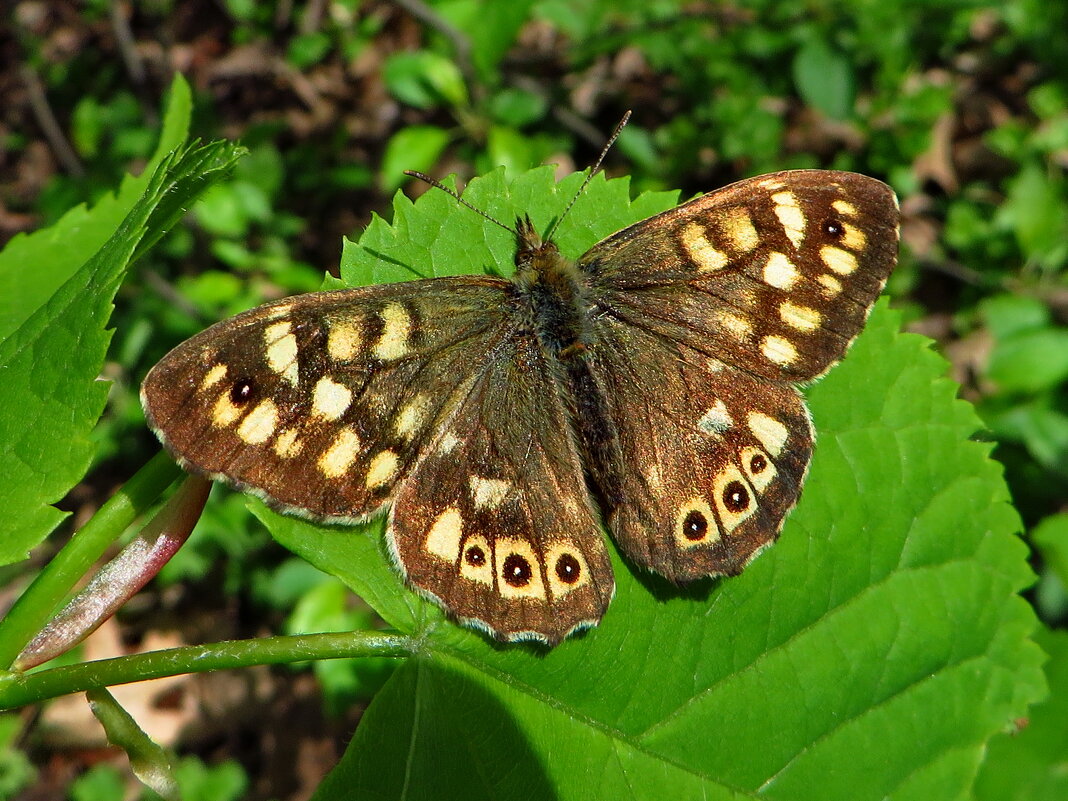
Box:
544;110;632;242
403;170;516;235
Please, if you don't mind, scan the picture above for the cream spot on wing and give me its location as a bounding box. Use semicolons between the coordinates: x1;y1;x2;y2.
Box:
394;394;430;440
312;376;352;421
772;191;806;249
236;400;278;444
469;476;512;510
425;507;463;562
840;221;867;250
832;199;858;217
645;464;662;491
761;335;798;366
546;542;590;599
200;363;228;392
675;497;721;549
817;273;843;297
459;533;492;585
706;358;726;373
821;245;858;275
780;301;821;332
267;302;293;320
718;207;760;253
327;318;363;361
717;311;752;340
698;399;733;435
265;321;299;386
373;303;411;361
712;464;758;534
740;446;777;492
438;431;461;455
274;428;303;458
366;450;399;489
495;538;546;600
211;393;244;428
681;222;729;272
747;411;789;456
319;427;362;478
763;252;801;290
758;178;785;191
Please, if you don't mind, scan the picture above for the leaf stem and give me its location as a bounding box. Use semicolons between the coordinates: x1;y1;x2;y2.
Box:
0;452;182;668
0;631;413;710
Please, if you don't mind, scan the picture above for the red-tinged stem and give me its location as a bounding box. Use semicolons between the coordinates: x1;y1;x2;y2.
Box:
15;476;211;671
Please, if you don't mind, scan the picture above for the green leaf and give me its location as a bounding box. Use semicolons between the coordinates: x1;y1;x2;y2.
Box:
432;0;538;79
0;76;189;343
259;168;1043;799
380;126;452;193
987;328;1068;393
0;130;244;566
1032;514;1068;587
793;37;856;120
974;626;1065;801
383;51;468;109
981;293;1051;340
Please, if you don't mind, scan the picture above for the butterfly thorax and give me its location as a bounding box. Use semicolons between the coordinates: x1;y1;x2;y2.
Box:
511;216;593;359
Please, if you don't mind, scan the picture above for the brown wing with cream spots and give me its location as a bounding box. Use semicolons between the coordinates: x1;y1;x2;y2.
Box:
141;276;514;522
581;170;899;382
588;313;813;582
386;329;614;645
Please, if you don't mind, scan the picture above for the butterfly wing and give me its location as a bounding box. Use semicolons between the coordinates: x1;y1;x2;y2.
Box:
141;277;515;521
579;170;898;579
142;277;614;643
582;170;899;382
588;316;812;581
386;329;614;645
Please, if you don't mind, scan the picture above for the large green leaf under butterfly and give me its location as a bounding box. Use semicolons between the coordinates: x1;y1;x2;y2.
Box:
142;169;898;644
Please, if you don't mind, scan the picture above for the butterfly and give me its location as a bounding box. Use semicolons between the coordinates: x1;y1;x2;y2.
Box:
141;168;899;645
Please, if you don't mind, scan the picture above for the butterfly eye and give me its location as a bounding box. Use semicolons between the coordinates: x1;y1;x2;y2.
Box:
502;553;534;587
722;481;751;513
682;509;709;541
229;378;257;405
555;553;582;584
823;218;844;238
749;454;768;474
465;545;486;567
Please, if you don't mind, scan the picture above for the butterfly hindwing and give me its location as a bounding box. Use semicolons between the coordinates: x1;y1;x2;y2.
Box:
588;315;812;581
386;329;614;644
582;170;899;382
141;277;512;520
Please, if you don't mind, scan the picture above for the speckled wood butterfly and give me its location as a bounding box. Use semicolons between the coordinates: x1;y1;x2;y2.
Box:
141;168;899;644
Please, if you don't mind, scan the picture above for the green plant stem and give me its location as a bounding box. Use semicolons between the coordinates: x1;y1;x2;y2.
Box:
0;452;182;669
0;631;413;710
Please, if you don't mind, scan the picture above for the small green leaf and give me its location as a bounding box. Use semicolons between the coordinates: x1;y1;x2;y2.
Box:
793;37;856;120
380;125;451;192
981;293;1051;340
987;328;1068;393
1033;514;1068;587
384;51;468;109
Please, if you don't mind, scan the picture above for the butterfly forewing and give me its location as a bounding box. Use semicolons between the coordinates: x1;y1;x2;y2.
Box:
141;278;512;521
386;329;614;644
582;170;899;382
